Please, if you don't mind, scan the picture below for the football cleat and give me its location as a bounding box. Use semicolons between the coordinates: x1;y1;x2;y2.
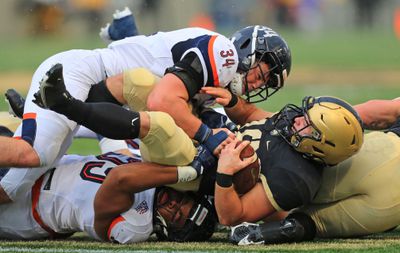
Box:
230;222;265;245
33;63;73;110
5;89;25;118
99;7;138;43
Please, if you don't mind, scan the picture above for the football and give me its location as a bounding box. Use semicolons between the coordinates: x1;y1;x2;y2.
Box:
232;141;261;195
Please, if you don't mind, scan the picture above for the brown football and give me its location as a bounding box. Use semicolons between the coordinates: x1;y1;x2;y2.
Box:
233;141;261;195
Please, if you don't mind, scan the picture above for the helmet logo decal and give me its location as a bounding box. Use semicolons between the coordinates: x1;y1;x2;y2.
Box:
193;206;209;226
258;26;279;38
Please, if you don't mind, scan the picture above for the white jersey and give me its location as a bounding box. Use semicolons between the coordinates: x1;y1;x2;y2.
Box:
0;153;155;243
97;27;238;87
2;27;237;205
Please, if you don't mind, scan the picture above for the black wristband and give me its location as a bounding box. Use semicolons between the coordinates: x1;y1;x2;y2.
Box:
216;172;233;188
225;93;238;108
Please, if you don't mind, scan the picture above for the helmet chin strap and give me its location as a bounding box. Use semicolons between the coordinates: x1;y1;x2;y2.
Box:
229;73;245;96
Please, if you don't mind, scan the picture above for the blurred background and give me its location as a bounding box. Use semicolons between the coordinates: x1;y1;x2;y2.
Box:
0;0;399;153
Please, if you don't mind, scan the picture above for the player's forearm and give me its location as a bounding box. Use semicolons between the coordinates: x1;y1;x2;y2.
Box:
354;99;400;130
214;185;244;226
225;98;272;125
94;171;133;240
117;162;179;192
94;163;178;240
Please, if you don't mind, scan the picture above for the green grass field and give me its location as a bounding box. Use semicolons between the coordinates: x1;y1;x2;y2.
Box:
0;30;399;252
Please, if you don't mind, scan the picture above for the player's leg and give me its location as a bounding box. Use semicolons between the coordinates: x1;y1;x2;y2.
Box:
0;189;48;239
33;65;144;140
139;111;196;165
301;193;400;238
0;50;104;202
0;54;63;168
230;212;316;245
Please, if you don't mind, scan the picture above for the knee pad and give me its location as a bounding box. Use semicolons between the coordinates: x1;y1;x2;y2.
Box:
140;111;196;165
123;68;160;111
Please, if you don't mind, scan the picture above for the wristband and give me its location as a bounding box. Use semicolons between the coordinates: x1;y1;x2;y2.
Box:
194;123;212;143
225;93;238;108
216;172;233;188
177;166;198;182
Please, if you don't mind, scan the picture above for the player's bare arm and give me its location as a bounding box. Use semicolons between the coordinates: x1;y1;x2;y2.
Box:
214;140;275;225
147;73;204;138
354;99;400;130
201;86;272;125
94;162;178;240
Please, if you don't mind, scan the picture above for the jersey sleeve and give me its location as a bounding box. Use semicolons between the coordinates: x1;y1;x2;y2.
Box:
170;34;238;89
107;216;153;244
203;35;238;88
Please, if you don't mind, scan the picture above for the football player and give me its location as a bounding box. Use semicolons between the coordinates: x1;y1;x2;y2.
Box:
32;24;291;155
229;118;400;244
0;126;216;243
213;96;364;226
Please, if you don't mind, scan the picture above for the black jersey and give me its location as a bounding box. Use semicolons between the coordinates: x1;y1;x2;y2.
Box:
198;115;323;211
237;115;323;210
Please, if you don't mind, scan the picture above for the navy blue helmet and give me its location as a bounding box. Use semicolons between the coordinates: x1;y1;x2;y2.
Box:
230;25;291;103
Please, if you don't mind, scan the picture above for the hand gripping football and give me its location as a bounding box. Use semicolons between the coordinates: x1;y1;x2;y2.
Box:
233;141;261;194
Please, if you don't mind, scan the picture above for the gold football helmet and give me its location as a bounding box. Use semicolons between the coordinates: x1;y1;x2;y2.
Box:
274;96;364;165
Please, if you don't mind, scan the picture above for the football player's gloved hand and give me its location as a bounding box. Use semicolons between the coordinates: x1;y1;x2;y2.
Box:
194;123;229;154
230;222;265;246
5;88;25;119
99;7;138;44
177;144;217;183
198;107;237;132
33;63;74;110
190;144;217;176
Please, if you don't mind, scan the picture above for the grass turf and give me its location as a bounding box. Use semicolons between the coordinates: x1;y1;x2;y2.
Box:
1;229;400;253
